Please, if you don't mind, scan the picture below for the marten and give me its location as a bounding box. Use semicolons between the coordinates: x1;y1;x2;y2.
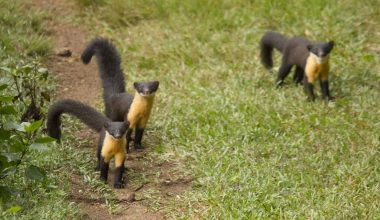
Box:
260;31;334;101
81;38;159;151
46;99;128;188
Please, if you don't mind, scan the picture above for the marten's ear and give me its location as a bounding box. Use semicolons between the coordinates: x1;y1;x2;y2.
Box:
151;81;159;91
133;82;140;90
328;41;334;49
307;44;313;51
103;122;109;129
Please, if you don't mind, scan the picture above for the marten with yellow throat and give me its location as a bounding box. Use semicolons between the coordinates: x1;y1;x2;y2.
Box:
260;31;334;101
46;99;128;188
81;38;159;151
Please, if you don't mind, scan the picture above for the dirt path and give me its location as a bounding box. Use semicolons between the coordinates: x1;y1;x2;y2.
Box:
30;0;100;103
29;0;191;219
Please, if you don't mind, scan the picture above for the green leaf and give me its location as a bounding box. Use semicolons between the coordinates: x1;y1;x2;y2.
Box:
29;143;49;151
38;68;49;80
0;155;9;170
11;68;17;76
0;67;11;73
21;65;32;74
38;68;48;74
1;167;17;178
363;54;375;62
25;165;46;181
4;122;25;132
0;105;17;115
5;205;22;213
0;95;14;102
25;120;42;133
0;154;8;164
0;129;11;140
0;186;12;203
41;91;51;102
0;84;8;91
34;136;56;143
10;142;26;152
3;153;21;163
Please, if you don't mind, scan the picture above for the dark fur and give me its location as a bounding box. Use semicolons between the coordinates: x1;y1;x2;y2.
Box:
81;38;126;117
46;99;128;188
260;31;334;100
47;99;109;140
261;31;311;74
81;38;159;150
109;93;133;121
260;31;288;69
134;81;159;96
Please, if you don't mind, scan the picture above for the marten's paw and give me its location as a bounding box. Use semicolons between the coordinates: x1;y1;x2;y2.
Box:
326;96;335;102
134;143;144;150
114;182;124;189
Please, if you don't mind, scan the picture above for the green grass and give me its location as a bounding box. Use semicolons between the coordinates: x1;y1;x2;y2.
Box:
73;0;380;218
0;1;50;58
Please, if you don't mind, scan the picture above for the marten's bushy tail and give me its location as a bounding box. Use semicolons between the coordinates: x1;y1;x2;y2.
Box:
81;38;125;117
260;31;288;70
47;99;110;140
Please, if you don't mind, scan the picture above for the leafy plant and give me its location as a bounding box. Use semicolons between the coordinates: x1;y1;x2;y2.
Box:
0;62;54;215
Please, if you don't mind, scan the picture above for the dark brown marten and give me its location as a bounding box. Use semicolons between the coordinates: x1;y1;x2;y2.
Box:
260;31;334;101
46;99;128;188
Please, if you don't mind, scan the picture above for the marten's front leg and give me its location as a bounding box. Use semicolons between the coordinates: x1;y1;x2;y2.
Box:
134;127;145;150
320;80;333;101
96;130;106;171
303;76;315;101
319;66;333;101
114;152;126;188
125;128;133;153
99;156;110;182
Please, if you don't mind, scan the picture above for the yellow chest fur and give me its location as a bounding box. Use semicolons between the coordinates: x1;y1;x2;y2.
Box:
101;132;126;167
305;53;329;83
102;132;125;156
127;92;155;129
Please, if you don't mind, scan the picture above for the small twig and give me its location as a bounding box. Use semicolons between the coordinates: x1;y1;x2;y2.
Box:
134;182;147;192
12;75;26;104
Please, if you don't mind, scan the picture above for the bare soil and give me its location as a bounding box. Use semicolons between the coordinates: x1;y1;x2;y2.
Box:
29;0;191;219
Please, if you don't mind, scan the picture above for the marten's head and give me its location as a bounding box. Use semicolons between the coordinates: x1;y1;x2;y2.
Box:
104;121;128;140
307;41;334;62
134;81;159;97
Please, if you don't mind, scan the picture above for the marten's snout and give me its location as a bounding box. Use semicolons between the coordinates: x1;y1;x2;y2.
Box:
318;51;326;57
316;49;325;57
143;89;151;95
113;132;123;139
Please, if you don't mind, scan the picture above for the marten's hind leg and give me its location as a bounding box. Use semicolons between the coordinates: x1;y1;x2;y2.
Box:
293;66;304;85
303;76;315;101
276;62;292;88
125;129;132;153
96;130;105;171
